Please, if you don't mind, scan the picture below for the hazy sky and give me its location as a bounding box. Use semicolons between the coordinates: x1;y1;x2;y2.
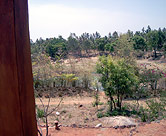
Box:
28;0;166;41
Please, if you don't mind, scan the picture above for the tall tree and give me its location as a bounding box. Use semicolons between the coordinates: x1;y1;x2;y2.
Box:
133;35;146;51
146;25;152;33
97;56;138;110
146;30;159;58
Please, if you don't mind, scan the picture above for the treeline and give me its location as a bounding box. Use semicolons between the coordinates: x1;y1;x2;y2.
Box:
31;26;166;59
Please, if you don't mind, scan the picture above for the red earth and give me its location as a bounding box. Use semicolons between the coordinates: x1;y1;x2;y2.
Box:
40;120;166;136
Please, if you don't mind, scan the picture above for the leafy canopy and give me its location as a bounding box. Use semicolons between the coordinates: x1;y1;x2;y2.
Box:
97;56;139;109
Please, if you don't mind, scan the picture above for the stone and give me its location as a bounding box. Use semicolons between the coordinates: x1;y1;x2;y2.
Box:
56;112;60;116
100;116;137;128
95;123;102;128
71;124;77;128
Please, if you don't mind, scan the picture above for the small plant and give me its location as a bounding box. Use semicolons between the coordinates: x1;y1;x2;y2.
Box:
132;92;166;122
37;108;45;118
97;112;104;118
92;94;103;107
138;106;149;122
97;108;104;112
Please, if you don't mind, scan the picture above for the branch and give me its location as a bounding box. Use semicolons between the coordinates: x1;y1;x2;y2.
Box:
46;97;51;114
44;97;63;117
36;93;45;109
38;129;42;136
37;119;43;136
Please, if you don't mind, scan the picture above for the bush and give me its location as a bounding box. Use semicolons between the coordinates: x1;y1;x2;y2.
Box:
97;56;139;111
97;112;104;118
130;91;166;122
36;108;45;118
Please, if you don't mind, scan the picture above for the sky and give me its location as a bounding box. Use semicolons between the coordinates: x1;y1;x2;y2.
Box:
28;0;166;41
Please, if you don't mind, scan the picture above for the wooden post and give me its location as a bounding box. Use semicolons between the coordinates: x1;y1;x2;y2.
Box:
0;0;38;136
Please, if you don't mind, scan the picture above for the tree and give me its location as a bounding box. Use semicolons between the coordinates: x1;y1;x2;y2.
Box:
46;43;66;59
146;25;152;33
104;43;116;53
146;30;159;58
135;31;141;36
127;30;134;38
112;31;119;42
163;42;166;57
133;35;146;51
158;28;165;49
97;56;138;111
67;33;81;56
114;34;134;58
96;38;108;52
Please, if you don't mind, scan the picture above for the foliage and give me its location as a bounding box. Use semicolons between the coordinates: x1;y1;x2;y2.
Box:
46;43;66;59
105;43;115;52
97;56;139;111
139;64;163;93
31;26;166;60
114;34;134;58
133;35;146;51
97;105;137;118
96;37;107;51
59;74;78;87
36;107;45;119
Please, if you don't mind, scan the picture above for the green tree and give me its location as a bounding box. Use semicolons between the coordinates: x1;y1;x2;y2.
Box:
112;31;119;40
67;33;81;56
97;56;138;111
114;34;134;58
146;25;152;33
146;30;159;58
133;35;146;51
104;43;116;53
96;38;108;51
46;43;66;58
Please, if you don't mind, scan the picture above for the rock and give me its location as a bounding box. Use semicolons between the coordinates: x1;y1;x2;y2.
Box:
154;120;160;123
100;116;137;128
95;123;102;128
71;124;77;128
113;126;119;129
119;125;126;129
56;112;60;116
79;104;83;108
78;125;82;128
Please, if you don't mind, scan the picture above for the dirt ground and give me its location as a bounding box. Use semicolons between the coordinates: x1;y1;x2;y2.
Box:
40;120;166;136
36;92;166;136
36;58;166;135
36;92;148;127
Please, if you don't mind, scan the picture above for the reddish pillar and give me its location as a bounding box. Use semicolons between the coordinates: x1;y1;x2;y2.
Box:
0;0;37;136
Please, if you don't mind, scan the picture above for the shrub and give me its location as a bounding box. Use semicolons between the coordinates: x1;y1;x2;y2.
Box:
97;56;139;111
36;108;45;119
97;112;105;118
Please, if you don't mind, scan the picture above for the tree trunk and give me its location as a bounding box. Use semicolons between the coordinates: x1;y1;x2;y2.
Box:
154;49;157;59
0;0;38;135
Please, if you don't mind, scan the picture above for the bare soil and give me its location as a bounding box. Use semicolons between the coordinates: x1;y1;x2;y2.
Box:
36;93;166;136
40;120;166;136
35;91;156;127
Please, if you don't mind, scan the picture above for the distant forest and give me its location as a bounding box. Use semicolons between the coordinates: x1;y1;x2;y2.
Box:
31;26;166;60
